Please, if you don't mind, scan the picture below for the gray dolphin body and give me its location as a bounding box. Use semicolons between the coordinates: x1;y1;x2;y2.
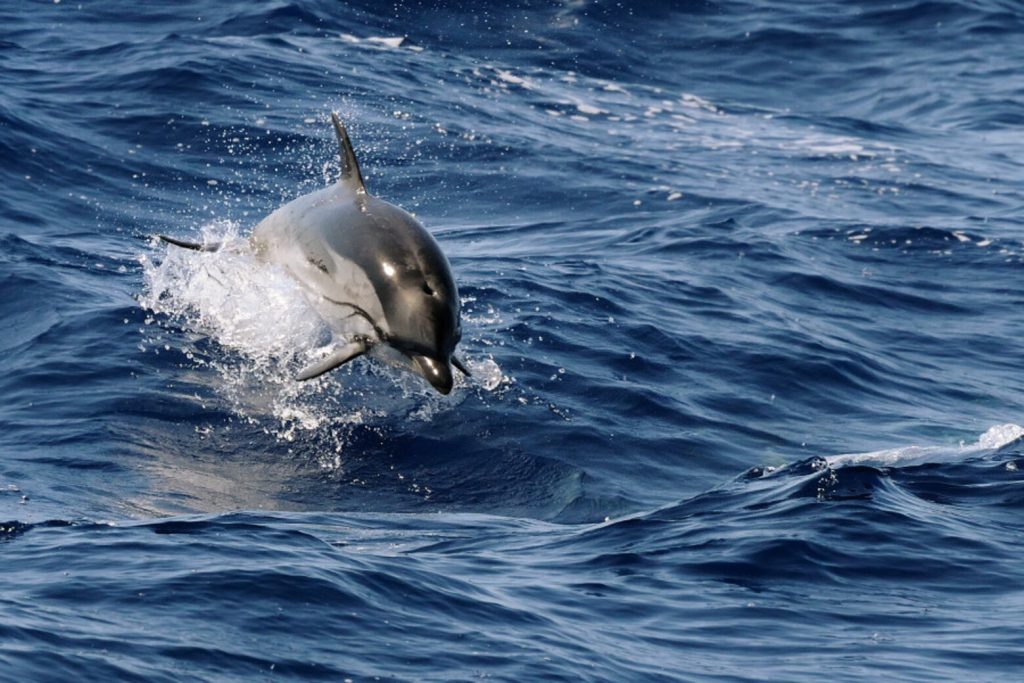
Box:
162;114;466;394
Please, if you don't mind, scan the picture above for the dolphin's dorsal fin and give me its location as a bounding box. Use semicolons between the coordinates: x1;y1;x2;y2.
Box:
330;112;366;193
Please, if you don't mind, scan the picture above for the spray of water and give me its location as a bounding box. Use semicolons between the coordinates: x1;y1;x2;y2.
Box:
138;220;508;466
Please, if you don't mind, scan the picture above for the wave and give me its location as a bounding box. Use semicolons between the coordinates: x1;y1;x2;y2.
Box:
4;420;1022;680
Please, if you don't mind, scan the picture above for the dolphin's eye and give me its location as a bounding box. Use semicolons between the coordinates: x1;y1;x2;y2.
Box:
421;282;434;296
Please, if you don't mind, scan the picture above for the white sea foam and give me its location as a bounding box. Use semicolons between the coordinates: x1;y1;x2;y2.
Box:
678;92;720;113
826;423;1024;469
493;69;534;89
575;102;606;116
366;36;405;49
339;34;406;49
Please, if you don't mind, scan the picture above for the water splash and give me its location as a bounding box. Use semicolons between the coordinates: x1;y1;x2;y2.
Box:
138;221;506;454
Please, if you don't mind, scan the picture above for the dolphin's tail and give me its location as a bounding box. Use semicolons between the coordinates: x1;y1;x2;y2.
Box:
157;234;223;252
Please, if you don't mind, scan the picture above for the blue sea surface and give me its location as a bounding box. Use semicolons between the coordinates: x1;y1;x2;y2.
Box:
2;1;1024;680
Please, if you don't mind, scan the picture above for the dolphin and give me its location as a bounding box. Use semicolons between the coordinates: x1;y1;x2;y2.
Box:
160;113;468;394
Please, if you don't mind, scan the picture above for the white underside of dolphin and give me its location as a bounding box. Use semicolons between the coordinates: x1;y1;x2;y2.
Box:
161;113;468;395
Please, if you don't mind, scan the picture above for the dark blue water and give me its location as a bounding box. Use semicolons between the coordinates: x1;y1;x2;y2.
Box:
3;1;1024;680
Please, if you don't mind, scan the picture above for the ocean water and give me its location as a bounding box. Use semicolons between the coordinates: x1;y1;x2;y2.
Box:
2;0;1024;680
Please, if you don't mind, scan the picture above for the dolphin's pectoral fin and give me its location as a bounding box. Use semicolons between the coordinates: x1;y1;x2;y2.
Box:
296;339;368;381
158;234;222;252
452;355;472;377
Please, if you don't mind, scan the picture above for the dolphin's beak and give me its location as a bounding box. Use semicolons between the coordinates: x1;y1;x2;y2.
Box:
413;355;454;395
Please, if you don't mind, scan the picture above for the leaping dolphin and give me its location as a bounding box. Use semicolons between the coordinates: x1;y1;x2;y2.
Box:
161;113;468;395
